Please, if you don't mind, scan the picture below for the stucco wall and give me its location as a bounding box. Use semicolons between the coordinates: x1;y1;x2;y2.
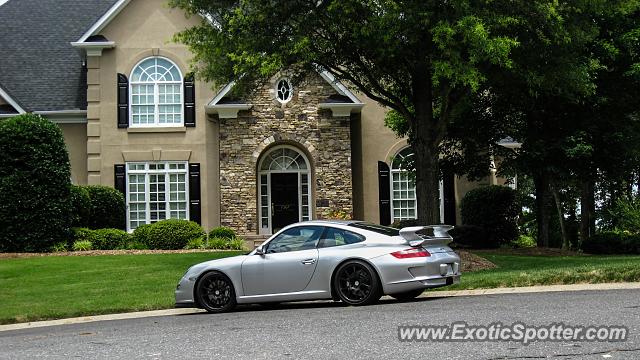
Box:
91;0;219;230
58;123;88;185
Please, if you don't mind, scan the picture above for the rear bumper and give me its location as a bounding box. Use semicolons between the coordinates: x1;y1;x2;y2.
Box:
372;251;462;295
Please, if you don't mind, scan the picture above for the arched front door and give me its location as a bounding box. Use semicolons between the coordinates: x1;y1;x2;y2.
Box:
258;146;312;234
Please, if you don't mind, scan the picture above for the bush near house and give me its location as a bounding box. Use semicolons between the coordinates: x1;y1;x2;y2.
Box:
459;185;520;248
89;228;131;250
208;226;236;240
581;231;640;255
70;185;91;228
0;113;72;252
135;219;206;250
84;185;126;230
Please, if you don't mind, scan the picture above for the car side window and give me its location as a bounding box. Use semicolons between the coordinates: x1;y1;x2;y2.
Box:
319;228;365;248
264;226;324;254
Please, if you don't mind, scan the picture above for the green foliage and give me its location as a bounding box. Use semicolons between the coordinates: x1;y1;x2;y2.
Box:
71;227;93;242
581;231;640;255
602;197;640;233
390;219;419;229
449;225;491;249
84;186;126;230
131;223;153;245
206;237;246;251
136;219;206;250
185;237;204;250
51;242;69;252
89;228;131;250
0;113;72;252
124;241;149;250
460;186;520;247
69;185;91;228
72;240;93;252
208;226;236;240
509;234;537;249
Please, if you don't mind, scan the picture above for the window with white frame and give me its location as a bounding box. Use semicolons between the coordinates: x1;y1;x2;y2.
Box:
126;162;189;231
391;148;417;221
130;57;183;127
275;78;293;104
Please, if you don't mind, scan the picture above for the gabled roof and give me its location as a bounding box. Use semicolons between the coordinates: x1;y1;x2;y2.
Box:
206;70;364;118
0;0;119;112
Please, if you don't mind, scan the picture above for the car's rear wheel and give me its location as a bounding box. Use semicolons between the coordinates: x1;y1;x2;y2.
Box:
334;260;382;306
195;271;236;313
390;289;424;301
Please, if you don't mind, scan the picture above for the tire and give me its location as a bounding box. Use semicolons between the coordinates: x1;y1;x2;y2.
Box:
333;260;382;306
195;271;237;313
390;289;424;301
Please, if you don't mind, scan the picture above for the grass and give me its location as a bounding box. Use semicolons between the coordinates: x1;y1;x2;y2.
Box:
1;252;639;325
439;253;640;291
0;252;243;325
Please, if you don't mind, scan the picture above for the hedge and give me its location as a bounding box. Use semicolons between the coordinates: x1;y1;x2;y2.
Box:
85;185;126;230
70;185;91;228
208;226;236;240
0;114;72;252
581;231;640;255
460;185;520;248
134;219;205;250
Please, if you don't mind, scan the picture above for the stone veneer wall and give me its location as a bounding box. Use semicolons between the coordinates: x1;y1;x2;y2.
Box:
218;74;353;234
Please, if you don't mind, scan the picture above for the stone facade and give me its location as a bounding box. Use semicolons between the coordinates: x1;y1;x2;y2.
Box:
218;73;353;234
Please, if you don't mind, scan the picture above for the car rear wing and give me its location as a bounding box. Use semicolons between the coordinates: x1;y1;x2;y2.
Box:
399;225;454;247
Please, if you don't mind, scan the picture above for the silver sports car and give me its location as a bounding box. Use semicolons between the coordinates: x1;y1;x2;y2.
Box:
175;220;461;312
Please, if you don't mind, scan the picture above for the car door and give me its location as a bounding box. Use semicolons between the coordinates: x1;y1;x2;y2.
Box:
241;225;324;295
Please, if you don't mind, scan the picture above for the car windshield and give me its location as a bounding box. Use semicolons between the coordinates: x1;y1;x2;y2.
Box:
348;222;400;237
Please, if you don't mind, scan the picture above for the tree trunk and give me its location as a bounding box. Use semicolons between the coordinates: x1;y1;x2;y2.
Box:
579;179;595;245
533;172;551;247
550;183;569;250
412;144;441;224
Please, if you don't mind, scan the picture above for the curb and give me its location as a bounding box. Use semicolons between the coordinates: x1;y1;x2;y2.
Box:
2;282;639;332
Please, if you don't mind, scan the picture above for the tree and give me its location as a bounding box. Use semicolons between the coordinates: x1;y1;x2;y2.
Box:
0;113;72;252
170;0;522;223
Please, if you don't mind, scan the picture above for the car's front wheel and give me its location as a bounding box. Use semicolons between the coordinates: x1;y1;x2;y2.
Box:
333;260;382;306
195;271;237;313
390;289;424;301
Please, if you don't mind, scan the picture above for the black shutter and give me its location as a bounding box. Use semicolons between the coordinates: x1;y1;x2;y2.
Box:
184;74;196;127
114;164;127;230
189;163;202;224
443;171;456;225
117;73;129;128
378;161;391;225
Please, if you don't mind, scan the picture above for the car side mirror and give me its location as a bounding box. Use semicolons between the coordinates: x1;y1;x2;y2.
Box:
255;246;265;256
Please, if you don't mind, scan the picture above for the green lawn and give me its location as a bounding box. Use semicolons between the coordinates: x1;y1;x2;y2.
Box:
440;253;640;291
1;252;639;325
0;252;243;325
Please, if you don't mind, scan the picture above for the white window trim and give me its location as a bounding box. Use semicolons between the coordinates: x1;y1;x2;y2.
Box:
257;145;312;235
129;57;184;128
275;77;293;104
125;161;189;232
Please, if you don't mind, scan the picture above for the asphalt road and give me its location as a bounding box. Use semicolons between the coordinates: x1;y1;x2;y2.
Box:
1;289;639;359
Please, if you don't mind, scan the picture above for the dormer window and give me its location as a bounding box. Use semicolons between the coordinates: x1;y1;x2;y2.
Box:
130;57;183;127
276;78;293;104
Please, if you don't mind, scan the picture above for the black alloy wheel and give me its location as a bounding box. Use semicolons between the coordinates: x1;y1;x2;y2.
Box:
334;260;382;306
196;271;237;313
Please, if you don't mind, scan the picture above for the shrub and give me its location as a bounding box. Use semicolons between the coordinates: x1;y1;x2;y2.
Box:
390;219;419;229
206;237;247;250
208;226;236;240
460;185;520;247
581;231;640;255
125;241;149;250
89;228;131;250
71;227;93;243
51;242;69;252
185;237;205;250
449;225;491;248
73;240;93;251
85;185;126;230
132;223;153;244
69;185;91;228
137;219;206;250
0;113;72;252
510;234;537;248
602;197;640;233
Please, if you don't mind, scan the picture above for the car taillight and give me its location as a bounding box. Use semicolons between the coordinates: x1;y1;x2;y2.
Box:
390;248;431;259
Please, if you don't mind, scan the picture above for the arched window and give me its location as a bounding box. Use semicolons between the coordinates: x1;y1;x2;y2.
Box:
275;78;293;104
130;57;183;126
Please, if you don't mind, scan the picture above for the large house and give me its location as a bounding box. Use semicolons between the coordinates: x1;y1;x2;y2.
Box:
0;0;502;236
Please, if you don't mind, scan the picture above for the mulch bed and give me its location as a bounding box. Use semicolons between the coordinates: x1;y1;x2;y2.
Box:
471;247;582;257
457;250;497;272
